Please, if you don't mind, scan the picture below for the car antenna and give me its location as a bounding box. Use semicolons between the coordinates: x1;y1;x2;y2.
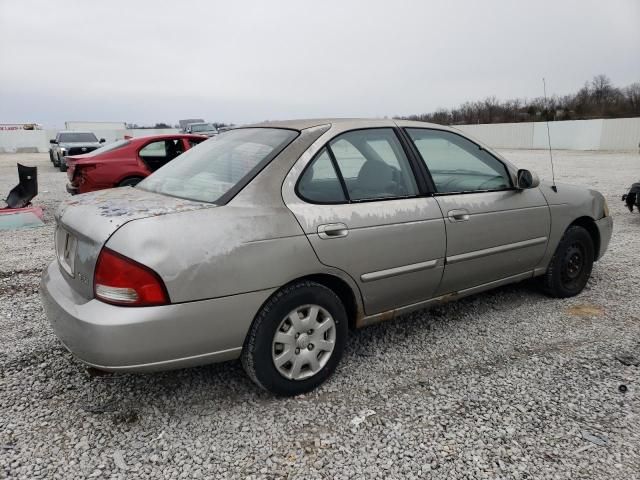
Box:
543;77;558;192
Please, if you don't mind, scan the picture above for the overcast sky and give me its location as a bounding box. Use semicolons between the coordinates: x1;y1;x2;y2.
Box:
1;0;638;128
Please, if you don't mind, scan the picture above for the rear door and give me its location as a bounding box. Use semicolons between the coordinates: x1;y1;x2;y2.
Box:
138;138;185;172
404;128;550;294
285;128;446;315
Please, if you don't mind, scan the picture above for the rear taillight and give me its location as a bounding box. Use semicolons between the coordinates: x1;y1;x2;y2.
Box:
94;248;169;306
72;164;96;184
66;162;75;182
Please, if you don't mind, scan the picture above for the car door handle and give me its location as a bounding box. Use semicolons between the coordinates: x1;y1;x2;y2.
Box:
447;209;470;222
317;223;349;239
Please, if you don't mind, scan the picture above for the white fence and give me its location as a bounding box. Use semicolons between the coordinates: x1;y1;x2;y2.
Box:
456;117;640;151
1;117;639;152
0;128;180;153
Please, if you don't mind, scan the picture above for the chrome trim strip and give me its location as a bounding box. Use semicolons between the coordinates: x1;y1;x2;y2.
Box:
361;259;439;283
446;237;548;265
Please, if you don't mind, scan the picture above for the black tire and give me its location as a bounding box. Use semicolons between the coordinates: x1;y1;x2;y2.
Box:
118;177;143;188
49;150;54;162
241;281;348;396
53;153;60;167
542;225;594;298
59;160;67;172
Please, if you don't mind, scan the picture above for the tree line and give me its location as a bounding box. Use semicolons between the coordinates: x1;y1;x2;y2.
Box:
396;75;640;125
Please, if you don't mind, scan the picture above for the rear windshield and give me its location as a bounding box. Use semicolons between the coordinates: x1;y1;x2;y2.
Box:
85;139;130;156
190;123;215;132
138;128;298;203
58;132;98;143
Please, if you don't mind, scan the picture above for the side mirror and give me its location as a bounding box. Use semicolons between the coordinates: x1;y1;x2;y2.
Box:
517;169;540;189
50;139;57;144
99;138;106;143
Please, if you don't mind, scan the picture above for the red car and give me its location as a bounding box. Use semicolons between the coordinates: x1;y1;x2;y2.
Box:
65;134;207;195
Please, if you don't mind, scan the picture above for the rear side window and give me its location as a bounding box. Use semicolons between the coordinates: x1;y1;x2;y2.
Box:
297;148;346;203
406;128;511;193
298;128;418;203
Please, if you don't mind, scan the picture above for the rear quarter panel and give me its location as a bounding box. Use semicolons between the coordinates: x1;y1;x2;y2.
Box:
105;205;350;303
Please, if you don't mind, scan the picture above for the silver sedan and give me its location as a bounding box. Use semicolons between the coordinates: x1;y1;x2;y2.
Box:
41;119;613;395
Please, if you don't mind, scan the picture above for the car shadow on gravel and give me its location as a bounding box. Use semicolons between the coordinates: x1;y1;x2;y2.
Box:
58;281;552;418
10;276;605;426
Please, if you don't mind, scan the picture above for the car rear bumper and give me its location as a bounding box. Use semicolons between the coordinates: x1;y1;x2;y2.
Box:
595;215;613;261
40;260;274;372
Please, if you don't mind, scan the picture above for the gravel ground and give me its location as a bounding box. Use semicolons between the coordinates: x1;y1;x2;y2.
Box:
1;150;639;479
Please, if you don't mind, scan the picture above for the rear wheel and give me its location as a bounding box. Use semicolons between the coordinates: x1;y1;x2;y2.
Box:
542;225;594;298
118;177;143;188
241;281;348;396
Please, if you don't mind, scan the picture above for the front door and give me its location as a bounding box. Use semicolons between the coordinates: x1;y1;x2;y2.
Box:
285;128;446;315
404;128;550;294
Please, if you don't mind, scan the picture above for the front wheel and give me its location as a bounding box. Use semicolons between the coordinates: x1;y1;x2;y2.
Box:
241;281;348;396
542;225;594;298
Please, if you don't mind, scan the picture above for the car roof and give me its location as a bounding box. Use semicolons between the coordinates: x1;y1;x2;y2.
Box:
243;118;454;132
58;130;96;134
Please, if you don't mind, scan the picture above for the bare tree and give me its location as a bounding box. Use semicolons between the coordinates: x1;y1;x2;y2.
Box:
623;82;640;114
396;76;640;125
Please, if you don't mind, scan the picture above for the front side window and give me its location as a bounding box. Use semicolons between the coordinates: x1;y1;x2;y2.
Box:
406;129;511;193
139;128;297;203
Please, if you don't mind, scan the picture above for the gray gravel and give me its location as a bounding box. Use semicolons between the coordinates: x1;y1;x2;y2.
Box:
1;150;640;479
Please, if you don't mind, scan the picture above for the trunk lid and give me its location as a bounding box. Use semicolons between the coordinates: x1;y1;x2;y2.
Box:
55;187;215;299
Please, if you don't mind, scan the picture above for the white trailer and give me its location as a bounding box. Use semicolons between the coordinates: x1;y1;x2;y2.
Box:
64;121;127;131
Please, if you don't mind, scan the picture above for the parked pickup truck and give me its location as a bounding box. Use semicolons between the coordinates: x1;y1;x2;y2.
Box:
184;122;218;137
49;131;105;172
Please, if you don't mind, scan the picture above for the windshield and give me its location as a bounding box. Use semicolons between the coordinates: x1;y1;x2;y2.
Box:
190;123;215;132
138;128;298;203
84;139;130;156
58;132;98;143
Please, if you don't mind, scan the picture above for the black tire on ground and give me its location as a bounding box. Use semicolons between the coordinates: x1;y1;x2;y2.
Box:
542;225;594;298
49;150;54;162
118;177;143;187
53;153;60;167
241;281;348;396
59;160;67;172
